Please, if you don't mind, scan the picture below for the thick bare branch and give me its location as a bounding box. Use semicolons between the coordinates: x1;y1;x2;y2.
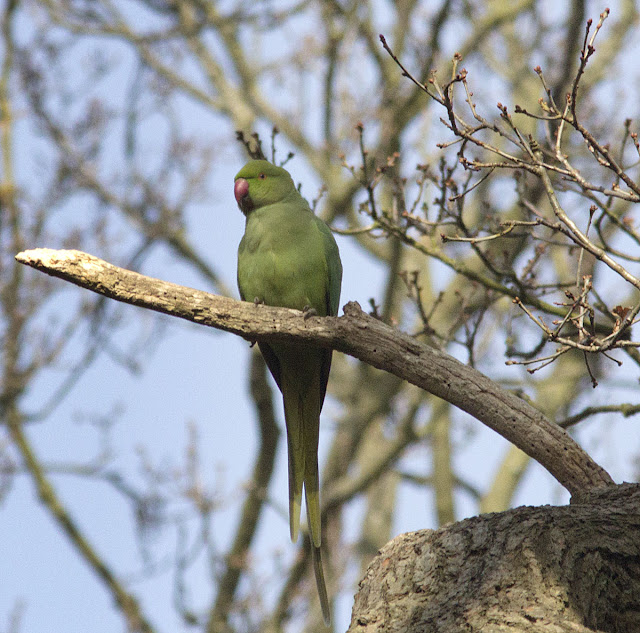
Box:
15;248;614;496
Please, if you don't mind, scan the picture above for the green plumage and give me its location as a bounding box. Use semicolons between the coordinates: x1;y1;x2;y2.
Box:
234;159;342;625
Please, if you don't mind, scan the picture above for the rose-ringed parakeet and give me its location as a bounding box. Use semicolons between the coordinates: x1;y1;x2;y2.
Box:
235;159;342;624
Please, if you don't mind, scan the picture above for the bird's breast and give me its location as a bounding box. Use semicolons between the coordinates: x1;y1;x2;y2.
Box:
238;209;328;313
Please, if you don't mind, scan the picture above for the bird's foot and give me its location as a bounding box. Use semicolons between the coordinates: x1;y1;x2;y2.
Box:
303;305;318;320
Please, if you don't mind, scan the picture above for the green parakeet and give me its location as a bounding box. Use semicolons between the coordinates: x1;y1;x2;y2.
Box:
235;159;342;624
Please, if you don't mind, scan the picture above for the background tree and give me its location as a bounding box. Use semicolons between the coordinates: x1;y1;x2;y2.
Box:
2;1;640;632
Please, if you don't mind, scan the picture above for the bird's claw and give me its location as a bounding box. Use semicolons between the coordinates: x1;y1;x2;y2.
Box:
303;305;318;320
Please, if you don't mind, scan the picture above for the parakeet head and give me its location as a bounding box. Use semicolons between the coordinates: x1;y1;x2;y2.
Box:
234;160;297;215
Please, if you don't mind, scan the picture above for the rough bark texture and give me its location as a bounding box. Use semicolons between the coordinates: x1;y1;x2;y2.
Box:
349;484;640;633
14;248;614;498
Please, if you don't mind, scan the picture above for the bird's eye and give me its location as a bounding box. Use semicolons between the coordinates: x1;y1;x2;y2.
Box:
258;173;266;180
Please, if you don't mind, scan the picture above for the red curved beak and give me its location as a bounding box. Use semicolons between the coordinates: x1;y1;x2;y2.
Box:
234;178;251;213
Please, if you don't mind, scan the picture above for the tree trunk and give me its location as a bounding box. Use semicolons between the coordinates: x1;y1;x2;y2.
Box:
349;484;640;632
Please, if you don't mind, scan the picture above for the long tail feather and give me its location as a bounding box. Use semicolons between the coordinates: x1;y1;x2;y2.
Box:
272;343;331;623
304;448;322;548
304;365;330;624
282;384;305;542
310;528;331;625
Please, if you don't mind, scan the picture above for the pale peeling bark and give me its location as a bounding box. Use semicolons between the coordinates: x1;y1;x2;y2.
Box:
349;484;640;633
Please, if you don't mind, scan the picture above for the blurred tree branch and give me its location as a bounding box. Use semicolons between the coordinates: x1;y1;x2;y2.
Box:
208;350;280;631
6;403;156;633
